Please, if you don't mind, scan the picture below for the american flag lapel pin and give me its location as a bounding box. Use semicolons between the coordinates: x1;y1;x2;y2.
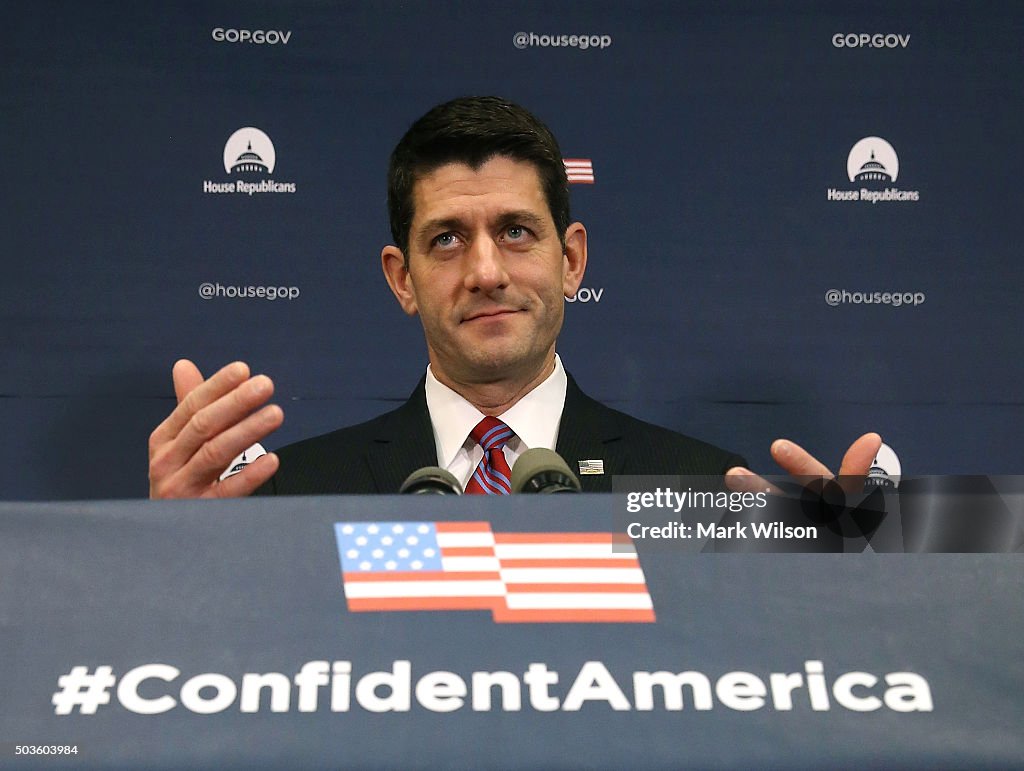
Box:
578;459;604;476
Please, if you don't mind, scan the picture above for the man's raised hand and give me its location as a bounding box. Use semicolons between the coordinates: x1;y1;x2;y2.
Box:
725;432;883;495
148;360;283;498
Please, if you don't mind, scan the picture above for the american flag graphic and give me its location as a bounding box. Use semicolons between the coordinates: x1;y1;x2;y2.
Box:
335;521;654;623
563;158;595;184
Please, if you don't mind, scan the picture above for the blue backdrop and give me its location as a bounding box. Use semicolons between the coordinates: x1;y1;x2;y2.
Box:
3;0;1022;499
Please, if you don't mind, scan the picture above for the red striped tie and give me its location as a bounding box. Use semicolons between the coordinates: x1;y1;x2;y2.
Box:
464;417;514;495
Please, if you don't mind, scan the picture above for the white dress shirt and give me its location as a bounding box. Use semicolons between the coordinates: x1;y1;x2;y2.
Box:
424;355;568;490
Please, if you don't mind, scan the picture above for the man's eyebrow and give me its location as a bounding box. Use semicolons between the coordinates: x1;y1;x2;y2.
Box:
414;217;465;240
495;210;548;229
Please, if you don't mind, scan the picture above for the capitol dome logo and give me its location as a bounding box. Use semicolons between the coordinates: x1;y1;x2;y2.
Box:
223;127;276;175
827;135;919;205
866;442;901;490
847;137;898;183
203;126;296;196
219;443;268;481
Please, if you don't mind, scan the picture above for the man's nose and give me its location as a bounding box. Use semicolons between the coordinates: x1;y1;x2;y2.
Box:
464;236;510;292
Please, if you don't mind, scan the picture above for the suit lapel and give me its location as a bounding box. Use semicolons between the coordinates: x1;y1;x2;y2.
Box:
556;375;625;493
365;379;438;493
365;374;622;493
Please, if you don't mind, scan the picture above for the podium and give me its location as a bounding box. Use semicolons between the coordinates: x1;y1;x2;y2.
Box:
1;494;1022;768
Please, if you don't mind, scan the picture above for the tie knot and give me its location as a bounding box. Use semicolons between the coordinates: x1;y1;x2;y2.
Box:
471;417;514;452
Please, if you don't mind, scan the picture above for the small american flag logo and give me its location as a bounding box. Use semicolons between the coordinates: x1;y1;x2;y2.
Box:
335;521;654;623
563;158;595;184
578;459;605;476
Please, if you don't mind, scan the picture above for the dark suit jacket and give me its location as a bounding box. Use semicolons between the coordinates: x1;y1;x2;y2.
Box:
259;374;745;495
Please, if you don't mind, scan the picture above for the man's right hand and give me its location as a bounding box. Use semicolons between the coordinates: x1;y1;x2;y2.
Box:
148;359;284;498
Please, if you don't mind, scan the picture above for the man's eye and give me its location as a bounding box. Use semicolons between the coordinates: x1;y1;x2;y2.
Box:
506;226;526;240
433;233;458;248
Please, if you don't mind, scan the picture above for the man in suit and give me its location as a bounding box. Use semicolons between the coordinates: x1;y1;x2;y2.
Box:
148;96;879;498
259;373;744;495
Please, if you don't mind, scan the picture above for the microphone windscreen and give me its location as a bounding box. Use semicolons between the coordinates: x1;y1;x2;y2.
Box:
511;448;582;493
399;466;463;495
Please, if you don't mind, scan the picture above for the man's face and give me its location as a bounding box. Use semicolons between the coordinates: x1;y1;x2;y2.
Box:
382;156;586;388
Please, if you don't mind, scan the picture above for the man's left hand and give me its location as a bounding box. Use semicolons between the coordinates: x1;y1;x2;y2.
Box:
725;432;882;495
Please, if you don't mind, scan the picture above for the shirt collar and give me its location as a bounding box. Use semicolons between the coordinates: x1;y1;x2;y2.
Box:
424;354;568;467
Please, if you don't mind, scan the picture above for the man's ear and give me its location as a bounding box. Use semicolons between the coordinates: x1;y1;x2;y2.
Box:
562;222;588;298
381;245;419;316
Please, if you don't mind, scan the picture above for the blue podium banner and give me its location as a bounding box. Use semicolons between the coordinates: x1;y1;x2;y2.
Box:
2;495;1022;768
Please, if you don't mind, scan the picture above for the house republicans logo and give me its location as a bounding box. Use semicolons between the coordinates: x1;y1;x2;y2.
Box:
847;137;900;183
218;443;268;481
203;127;296;195
223;127;276;174
827;137;919;204
866;443;901;490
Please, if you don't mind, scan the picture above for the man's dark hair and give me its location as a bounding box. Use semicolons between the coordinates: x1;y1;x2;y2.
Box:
387;96;570;259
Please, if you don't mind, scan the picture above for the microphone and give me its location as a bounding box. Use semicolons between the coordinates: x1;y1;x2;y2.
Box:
399;466;463;495
511;448;582;493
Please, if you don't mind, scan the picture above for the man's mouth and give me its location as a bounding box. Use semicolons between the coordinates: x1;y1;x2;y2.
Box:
463;308;521;322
